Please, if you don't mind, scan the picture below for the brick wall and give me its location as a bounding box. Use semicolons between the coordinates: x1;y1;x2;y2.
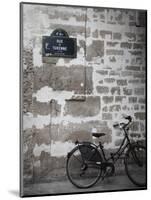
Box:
22;4;146;183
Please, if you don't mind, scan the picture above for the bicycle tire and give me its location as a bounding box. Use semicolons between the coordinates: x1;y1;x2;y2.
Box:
124;144;146;187
66;144;102;189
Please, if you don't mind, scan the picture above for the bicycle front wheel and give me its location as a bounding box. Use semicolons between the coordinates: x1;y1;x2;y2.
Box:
66;145;102;188
124;144;146;187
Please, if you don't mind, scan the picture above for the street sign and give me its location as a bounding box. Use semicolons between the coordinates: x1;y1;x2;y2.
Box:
42;29;77;58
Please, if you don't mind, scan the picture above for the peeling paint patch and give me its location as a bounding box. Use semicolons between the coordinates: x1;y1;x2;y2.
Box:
33;143;51;157
51;141;75;157
34;160;41;167
33;46;42;67
23;112;50;130
33;86;74;104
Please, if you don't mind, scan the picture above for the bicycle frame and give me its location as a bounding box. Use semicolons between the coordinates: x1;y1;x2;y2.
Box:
98;127;132;164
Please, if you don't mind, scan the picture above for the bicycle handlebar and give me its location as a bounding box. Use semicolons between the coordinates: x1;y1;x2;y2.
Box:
123;115;132;122
113;115;132;129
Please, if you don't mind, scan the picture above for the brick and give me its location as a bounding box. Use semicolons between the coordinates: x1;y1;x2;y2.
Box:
96;70;108;75
109;105;121;112
121;71;133;76
141;79;146;84
109;71;120;76
96;86;109;94
134;112;145;120
136;57;143;65
130;121;139;131
134;88;144;95
120;42;132;49
107;41;118;47
128;79;140;84
106;49;124;56
115;96;126;102
137;33;145;42
133;43;144;49
126;66;141;71
102;96;114;104
86;40;104;61
111;87;120;95
129;97;137;103
99;80;103;84
141;105;145;110
130;133;141;138
140;122;145;131
92;30;99;38
100;30;112;39
128;51;142;56
104;78;115;83
102;113;112;120
102;106;108;112
125;32;136;41
109;56;116;62
123;88;133;95
134;104;139;110
117;79;127;86
133;72;145;78
136;11;146;27
129;21;136;26
64;96;100;117
138;98;145;104
113;32;122;40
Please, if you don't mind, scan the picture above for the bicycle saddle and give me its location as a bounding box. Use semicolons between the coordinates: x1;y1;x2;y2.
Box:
92;133;106;138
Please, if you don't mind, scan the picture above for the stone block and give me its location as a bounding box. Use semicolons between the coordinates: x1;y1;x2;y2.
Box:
130;121;139;131
111;87;120;95
134;88;145;95
120;42;132;49
121;71;133;76
123;88;133;95
125;32;136;41
133;43;144;49
64;96;100;117
109;56;116;62
126;66;141;71
113;32;122;40
129;97;137;103
96;70;108;75
134;112;145;120
106;49;124;56
86;40;104;61
102;96;114;104
128;51;142;56
109;105;121;112
138;98;145;104
96;86;109;94
107;42;119;47
115;96;126;102
104;78;115;83
102;113;112;120
117;79;127;86
100;30;112;39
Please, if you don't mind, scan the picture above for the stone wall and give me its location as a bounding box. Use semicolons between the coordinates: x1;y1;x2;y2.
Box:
22;4;146;183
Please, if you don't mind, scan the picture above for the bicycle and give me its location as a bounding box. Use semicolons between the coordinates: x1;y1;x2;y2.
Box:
66;115;146;189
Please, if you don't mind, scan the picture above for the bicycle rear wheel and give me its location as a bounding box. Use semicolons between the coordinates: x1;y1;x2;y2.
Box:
66;144;102;188
124;144;146;187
